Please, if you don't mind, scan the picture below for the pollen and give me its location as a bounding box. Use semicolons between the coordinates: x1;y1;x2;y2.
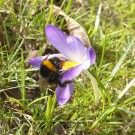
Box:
61;61;78;70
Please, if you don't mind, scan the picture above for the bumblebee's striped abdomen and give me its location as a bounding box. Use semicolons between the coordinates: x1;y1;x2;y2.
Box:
42;60;57;72
39;58;62;84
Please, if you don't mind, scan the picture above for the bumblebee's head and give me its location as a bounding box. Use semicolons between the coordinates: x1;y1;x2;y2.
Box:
49;57;62;70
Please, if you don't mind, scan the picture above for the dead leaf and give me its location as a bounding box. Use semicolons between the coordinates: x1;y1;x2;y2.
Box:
53;6;90;48
0;27;4;45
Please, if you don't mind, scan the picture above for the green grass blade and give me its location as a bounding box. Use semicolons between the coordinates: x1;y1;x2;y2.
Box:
105;37;135;88
20;50;25;108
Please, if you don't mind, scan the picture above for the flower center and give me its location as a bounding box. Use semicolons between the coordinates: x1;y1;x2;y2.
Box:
61;61;78;70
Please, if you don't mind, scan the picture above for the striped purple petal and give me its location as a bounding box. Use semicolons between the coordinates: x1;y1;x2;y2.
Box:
29;56;46;69
45;25;85;63
61;64;83;83
56;83;74;106
82;47;96;70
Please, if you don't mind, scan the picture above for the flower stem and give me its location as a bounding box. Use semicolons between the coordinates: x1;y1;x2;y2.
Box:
83;70;100;104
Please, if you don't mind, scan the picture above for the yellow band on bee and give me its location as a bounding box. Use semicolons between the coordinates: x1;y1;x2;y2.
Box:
42;60;57;72
61;61;78;70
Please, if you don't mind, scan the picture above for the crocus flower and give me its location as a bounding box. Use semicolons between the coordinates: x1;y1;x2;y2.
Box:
30;24;96;106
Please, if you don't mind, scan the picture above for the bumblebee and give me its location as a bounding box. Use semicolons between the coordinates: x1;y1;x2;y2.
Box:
40;57;74;87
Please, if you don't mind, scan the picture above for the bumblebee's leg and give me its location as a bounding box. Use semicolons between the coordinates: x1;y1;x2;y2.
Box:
58;80;73;87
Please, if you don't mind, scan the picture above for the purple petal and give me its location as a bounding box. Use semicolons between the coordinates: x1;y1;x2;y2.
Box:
56;83;74;106
89;47;96;65
45;25;86;62
82;47;96;70
45;25;70;58
29;56;46;69
66;36;85;62
61;64;83;83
